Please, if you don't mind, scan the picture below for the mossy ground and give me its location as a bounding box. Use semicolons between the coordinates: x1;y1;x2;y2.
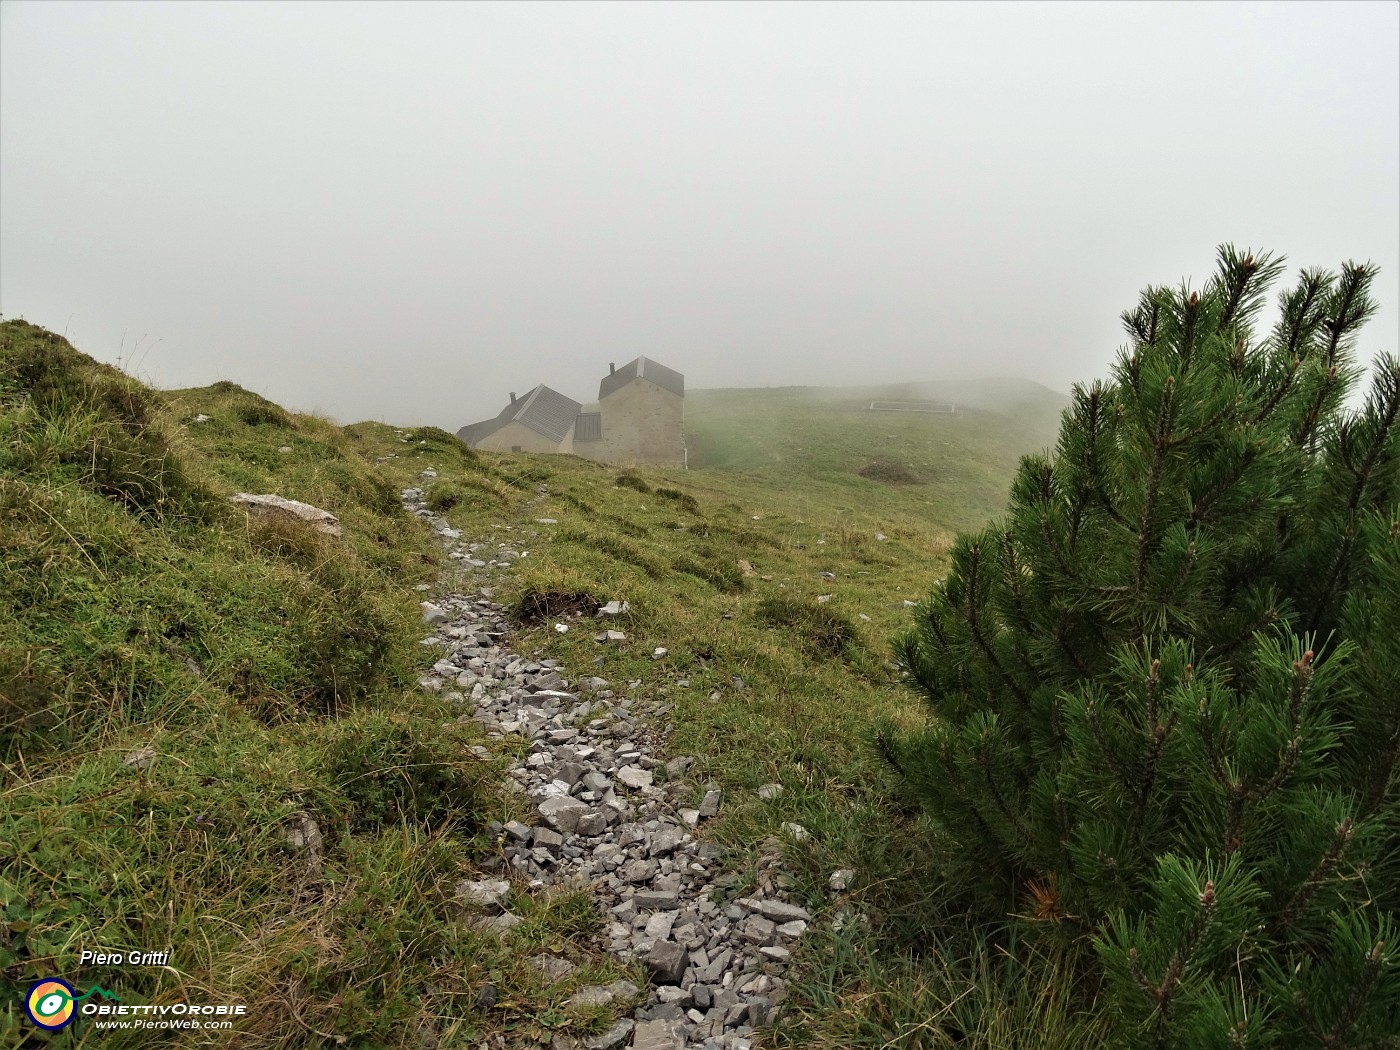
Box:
2;322;1089;1047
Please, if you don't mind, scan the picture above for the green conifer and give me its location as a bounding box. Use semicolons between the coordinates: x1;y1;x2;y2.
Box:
889;247;1399;1046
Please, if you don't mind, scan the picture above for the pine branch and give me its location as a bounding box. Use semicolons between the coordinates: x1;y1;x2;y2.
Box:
973;732;1035;851
1214;248;1267;335
1134;375;1177;608
1122;291;1164;348
1162;541;1198;609
1295;365;1340;450
1134;879;1221;1047
1167;393;1244;450
1041;513;1077;576
1071;386;1126;537
1210;602;1281;666
1179;290;1204;369
1252;356;1304;426
1197;694;1233;789
1223;780;1249;856
1321;938;1386;1049
1276;268;1331;363
1135;712;1179;833
1187;444;1263;527
1342;358;1399;518
1086;698;1137;801
873;727;909;778
959;543;1033;711
1053;619;1094;678
1305;360;1399;638
1280;816;1354;928
1321;262;1380;366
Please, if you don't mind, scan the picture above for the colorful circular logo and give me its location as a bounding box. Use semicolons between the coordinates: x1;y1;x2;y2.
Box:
25;979;77;1030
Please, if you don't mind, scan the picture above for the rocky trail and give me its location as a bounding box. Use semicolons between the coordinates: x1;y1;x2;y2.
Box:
402;476;837;1050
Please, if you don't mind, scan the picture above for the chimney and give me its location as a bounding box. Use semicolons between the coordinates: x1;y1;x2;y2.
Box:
509;392;517;403
609;363;615;374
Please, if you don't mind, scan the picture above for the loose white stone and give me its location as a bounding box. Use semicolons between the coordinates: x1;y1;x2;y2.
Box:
781;822;811;842
617;766;654;790
829;868;855;891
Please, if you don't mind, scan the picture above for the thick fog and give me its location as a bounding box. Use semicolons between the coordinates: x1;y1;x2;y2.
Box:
2;2;1396;430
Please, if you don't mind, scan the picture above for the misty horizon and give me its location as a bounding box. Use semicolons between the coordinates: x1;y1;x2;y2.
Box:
2;1;1396;432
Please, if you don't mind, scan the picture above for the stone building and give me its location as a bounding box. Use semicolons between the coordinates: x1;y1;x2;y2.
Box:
573;356;685;469
455;385;582;454
457;357;686;468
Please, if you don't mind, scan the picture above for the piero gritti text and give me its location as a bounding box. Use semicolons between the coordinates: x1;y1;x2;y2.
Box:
79;949;172;967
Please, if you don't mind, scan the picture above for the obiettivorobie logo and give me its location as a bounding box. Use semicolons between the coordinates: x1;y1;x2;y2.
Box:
23;977;249;1031
24;979;121;1031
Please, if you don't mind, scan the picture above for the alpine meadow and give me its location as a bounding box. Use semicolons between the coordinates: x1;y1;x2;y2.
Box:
2;245;1397;1049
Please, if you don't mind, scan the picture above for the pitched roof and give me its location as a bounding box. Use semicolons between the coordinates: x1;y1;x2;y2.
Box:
456;384;583;446
599;356;684;400
574;411;603;442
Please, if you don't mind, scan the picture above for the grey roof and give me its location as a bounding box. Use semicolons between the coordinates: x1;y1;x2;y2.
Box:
456;384;583;447
599;356;684;400
574;411;603;441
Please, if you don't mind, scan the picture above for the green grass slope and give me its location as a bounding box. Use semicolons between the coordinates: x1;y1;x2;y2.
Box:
0;324;640;1047
2;324;1091;1048
685;380;1065;535
346;384;1091;1046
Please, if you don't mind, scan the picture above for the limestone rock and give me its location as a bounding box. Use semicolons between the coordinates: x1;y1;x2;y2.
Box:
528;954;576;983
781;822;810;842
585;1019;633;1050
457;879;511;912
697;788;721;819
617;766;654;790
755;899;812;924
630;1019;684;1050
231;492;342;536
123;746;156;770
280;812;322;856
473;912;523;937
539;796;591;834
644;939;688;985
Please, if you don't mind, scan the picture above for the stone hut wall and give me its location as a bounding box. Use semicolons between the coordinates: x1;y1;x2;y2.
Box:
473;419;573;455
575;381;684;468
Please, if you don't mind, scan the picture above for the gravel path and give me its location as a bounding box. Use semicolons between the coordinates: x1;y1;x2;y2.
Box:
403;478;818;1050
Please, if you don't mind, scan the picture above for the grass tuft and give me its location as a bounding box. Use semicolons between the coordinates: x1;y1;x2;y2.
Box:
425;480;472;512
754;595;859;659
514;588;601;624
655;486;702;514
857;458;926;485
320;710;492;833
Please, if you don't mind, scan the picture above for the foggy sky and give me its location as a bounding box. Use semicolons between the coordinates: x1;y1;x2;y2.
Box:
2;1;1397;431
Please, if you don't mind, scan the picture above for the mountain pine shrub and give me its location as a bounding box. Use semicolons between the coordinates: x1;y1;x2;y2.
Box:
888;247;1399;1046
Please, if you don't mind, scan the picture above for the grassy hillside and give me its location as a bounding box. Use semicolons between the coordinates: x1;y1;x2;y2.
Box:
685;381;1065;535
0;324;637;1047
2;323;1090;1047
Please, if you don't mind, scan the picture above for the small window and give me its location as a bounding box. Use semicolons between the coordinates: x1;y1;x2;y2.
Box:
511;445;522;453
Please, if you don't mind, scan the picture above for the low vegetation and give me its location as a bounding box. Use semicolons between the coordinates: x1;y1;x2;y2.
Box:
0;323;640;1046
19;254;1375;1049
5;316;1063;1046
